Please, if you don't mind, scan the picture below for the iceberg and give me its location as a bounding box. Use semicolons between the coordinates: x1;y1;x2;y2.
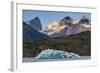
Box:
35;49;80;59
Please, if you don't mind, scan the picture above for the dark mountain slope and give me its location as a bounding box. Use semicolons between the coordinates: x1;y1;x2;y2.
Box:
23;22;49;42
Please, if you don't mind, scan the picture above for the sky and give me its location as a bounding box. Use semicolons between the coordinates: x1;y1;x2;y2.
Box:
23;10;91;29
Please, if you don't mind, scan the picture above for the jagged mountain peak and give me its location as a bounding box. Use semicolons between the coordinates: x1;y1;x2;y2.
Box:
59;16;73;26
32;17;40;20
28;17;42;31
79;15;90;24
23;21;49;42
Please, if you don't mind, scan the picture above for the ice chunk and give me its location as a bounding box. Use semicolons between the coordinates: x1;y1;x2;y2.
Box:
35;49;80;59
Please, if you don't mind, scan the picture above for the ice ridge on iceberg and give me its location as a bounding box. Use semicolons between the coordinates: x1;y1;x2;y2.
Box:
35;49;80;59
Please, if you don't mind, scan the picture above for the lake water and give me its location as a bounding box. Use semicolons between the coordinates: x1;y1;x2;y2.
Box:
23;56;91;62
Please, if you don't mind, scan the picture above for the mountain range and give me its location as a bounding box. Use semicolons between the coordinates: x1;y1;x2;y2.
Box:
43;16;91;38
23;16;91;42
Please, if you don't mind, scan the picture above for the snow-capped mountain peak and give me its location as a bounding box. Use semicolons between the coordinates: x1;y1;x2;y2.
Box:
43;21;68;36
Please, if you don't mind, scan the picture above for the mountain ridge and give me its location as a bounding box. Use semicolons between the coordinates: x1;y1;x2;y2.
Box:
43;16;91;38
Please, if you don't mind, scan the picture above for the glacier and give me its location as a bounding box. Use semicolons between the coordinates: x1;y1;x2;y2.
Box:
35;49;80;59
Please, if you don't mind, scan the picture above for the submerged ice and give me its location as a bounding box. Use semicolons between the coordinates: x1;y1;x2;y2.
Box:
35;49;80;59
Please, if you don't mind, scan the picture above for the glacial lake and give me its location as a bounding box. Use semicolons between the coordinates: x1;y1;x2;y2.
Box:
23;56;91;62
